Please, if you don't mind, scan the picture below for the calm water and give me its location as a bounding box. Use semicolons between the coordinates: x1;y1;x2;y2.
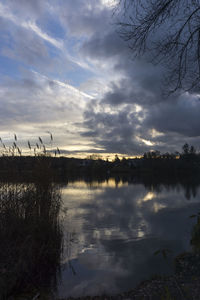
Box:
57;179;200;298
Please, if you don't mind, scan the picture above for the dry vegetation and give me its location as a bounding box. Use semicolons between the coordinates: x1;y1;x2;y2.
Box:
0;135;63;299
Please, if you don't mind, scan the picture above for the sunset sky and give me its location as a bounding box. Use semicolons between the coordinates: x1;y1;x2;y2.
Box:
0;0;200;158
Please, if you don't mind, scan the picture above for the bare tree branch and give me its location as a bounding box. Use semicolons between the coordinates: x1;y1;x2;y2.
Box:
116;0;200;93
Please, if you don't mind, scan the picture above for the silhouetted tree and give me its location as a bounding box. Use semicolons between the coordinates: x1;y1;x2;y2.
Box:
143;150;161;159
182;143;190;155
117;0;200;93
143;152;147;159
114;154;120;163
190;145;196;155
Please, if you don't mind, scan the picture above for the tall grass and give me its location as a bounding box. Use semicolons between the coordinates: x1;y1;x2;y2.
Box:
0;136;63;299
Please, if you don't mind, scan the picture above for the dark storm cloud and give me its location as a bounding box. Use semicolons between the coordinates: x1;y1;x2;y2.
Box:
82;102;148;154
82;24;165;102
144;94;200;138
101;77;158;107
79;4;200;154
81;30;127;59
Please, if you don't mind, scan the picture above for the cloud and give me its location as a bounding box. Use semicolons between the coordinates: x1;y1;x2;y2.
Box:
78;4;200;154
2;0;45;20
144;94;200;138
0;70;92;150
23;21;63;49
0;1;92;85
81;30;127;60
1;27;49;66
0;0;199;155
0;2;63;49
58;0;110;37
81;101;148;154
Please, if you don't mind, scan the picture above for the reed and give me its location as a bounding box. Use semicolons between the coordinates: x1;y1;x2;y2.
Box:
0;134;63;299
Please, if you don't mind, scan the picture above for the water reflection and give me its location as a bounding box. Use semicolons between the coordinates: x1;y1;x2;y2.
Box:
1;176;200;298
58;178;200;298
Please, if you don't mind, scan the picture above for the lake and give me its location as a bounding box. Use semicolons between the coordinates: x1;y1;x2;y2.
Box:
57;178;200;298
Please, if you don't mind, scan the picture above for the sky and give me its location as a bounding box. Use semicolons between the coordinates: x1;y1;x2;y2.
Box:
0;0;200;158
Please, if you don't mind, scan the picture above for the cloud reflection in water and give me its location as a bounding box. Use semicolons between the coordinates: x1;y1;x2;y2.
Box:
58;179;200;298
